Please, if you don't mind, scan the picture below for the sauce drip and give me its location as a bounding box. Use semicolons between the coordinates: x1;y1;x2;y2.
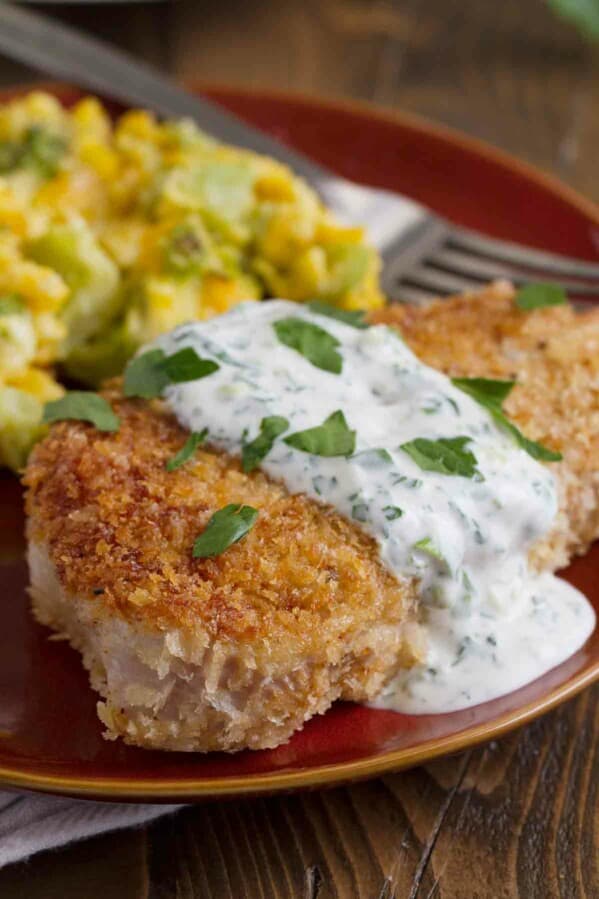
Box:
152;301;595;713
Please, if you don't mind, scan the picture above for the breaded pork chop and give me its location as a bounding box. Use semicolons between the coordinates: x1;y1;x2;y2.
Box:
25;282;598;753
25;386;421;752
373;281;599;571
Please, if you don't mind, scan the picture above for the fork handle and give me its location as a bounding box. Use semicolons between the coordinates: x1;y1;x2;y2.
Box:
0;4;428;251
0;5;332;187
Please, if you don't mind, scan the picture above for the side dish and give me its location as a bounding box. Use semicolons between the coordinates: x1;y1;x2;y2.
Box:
25;282;597;751
0;91;382;469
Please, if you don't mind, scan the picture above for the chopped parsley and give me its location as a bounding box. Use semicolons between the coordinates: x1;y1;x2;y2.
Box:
192;503;258;558
351;503;369;522
273;317;343;374
166;429;208;471
124;349;171;399
452;377;515;407
43;392;119;432
414;537;447;565
124;347;219;399
308;301;368;329
515;282;567;311
242;415;289;472
284;410;356;457
451;377;562;462
383;505;403;521
400;436;481;478
509;430;563;462
353;448;393;466
162;347;219;383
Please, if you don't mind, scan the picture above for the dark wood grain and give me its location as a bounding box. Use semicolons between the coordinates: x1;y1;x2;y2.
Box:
2;690;597;897
0;1;597;896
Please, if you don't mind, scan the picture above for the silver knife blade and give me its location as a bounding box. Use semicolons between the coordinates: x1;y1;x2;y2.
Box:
0;3;330;187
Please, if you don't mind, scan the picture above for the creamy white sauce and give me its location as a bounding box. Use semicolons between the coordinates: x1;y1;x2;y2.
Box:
150;300;595;714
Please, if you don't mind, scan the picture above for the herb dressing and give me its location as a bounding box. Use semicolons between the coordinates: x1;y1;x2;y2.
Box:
150;300;595;714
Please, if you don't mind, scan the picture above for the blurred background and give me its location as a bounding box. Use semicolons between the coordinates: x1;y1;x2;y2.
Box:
1;1;597;197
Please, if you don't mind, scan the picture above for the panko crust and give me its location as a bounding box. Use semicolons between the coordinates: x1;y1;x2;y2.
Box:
25;383;421;751
24;385;418;668
24;282;599;751
29;541;415;751
372;281;599;569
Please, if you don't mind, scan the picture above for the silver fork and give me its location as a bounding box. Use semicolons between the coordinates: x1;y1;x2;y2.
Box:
0;5;598;305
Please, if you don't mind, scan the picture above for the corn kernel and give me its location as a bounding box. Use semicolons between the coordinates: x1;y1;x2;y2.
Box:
7;367;64;401
200;274;258;316
15;263;69;313
117;110;158;141
71;97;112;141
255;169;296;202
77;138;119;180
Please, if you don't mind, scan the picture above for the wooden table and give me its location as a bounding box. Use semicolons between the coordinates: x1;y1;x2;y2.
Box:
0;2;597;896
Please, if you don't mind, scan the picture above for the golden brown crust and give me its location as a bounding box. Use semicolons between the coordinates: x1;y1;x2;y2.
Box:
372;281;599;566
23;283;599;751
24;384;416;661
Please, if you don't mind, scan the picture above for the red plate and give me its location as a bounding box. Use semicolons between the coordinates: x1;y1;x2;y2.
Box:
0;84;597;801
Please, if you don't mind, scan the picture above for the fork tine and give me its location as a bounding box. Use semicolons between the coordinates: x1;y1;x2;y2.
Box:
390;284;438;305
448;227;599;280
400;266;483;296
429;248;599;295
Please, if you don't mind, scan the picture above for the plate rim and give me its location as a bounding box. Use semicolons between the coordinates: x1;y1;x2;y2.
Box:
0;81;597;801
5;79;599;224
0;660;598;800
197;81;599;226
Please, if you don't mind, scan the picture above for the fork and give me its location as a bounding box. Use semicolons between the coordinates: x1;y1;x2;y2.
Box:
0;5;598;305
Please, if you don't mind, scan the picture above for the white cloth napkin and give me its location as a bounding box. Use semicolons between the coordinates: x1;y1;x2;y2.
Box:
0;791;182;869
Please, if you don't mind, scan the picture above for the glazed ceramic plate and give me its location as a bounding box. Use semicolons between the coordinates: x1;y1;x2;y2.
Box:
1;84;598;801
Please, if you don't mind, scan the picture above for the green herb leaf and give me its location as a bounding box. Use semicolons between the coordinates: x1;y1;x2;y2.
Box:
273;317;343;374
308;301;368;329
124;349;170;399
501;424;563;462
43;392;119;432
166;429;208;472
414;537;447;564
284;410;356;457
352;503;369;522
547;0;599;40
0;293;25;316
401;436;480;478
242;416;289;472
452;377;562;462
161;347;220;383
124;347;219;399
192;503;258;558
353;447;393;466
451;377;515;408
383;505;403;521
515;282;567;311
